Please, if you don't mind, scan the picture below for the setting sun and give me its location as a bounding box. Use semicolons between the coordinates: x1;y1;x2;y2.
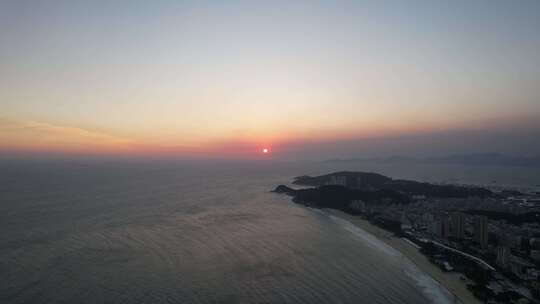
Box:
263;148;269;154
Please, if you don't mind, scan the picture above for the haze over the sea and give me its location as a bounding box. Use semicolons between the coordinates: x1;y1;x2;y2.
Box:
1;1;539;160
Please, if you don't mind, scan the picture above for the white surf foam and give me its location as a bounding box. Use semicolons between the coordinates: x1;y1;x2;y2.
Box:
326;212;461;304
328;214;400;257
403;259;460;304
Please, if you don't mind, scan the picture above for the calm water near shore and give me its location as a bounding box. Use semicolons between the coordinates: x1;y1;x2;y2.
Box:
1;159;539;303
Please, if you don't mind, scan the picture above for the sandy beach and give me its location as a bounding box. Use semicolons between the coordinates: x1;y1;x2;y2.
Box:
325;209;482;304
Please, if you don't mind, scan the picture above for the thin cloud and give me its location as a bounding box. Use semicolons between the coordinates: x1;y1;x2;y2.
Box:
0;118;133;153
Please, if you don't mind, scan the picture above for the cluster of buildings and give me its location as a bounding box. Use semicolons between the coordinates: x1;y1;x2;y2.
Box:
350;191;540;303
423;212;488;249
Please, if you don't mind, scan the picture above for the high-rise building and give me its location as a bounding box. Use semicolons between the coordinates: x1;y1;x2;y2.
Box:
327;175;347;186
496;246;511;269
442;217;451;239
429;217;451;239
474;215;489;249
451;212;465;239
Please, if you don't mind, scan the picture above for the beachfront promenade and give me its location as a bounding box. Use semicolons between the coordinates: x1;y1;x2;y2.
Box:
429;240;496;271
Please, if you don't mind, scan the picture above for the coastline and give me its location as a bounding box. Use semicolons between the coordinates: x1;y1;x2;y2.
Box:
325;209;482;304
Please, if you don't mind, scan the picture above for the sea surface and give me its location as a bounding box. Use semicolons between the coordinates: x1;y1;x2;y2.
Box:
1;159;539;304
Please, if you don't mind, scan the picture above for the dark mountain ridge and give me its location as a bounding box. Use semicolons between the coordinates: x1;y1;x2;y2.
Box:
293;171;492;198
275;171;493;214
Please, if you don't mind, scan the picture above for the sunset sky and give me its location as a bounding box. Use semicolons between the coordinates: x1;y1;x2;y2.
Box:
1;1;540;159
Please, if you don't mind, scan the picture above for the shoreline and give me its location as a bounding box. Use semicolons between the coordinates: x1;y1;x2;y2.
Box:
325;209;482;304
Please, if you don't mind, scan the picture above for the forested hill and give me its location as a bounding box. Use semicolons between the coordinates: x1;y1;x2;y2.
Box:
292;171;492;198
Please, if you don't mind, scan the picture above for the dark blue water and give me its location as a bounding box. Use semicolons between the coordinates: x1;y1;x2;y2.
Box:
2;159;537;303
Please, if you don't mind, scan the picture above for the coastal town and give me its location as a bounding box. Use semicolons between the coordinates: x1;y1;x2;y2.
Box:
276;172;540;304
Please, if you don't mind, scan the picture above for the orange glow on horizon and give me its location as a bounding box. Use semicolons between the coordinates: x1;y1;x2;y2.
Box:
4;113;535;159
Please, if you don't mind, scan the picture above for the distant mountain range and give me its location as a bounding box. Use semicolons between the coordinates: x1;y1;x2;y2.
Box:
323;153;540;167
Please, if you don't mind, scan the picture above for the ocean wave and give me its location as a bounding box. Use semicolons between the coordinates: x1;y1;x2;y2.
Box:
403;262;459;304
326;213;460;304
328;214;400;257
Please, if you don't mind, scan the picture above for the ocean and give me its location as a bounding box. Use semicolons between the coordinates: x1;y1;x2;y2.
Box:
1;159;539;304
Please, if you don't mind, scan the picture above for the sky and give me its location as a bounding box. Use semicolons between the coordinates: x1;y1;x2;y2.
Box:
1;0;540;160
